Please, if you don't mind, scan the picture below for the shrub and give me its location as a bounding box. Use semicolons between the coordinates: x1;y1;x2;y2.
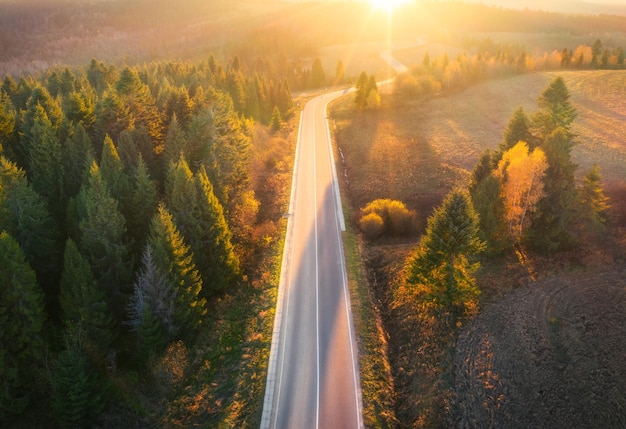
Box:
359;199;417;238
359;212;385;240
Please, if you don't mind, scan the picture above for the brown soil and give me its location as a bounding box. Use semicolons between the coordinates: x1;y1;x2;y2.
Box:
453;268;626;429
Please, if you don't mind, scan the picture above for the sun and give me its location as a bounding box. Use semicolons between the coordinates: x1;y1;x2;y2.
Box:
368;0;411;12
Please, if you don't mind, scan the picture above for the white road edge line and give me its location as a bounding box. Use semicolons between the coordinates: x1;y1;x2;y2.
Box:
326;94;365;429
313;118;321;429
261;111;304;429
324;93;346;231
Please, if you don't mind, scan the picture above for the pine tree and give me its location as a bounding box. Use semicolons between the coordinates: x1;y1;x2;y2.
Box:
59;239;115;364
0;231;46;418
0;156;60;297
334;60;345;85
0;90;16;157
533;76;577;140
128;154;158;249
51;331;104;428
148;204;206;340
18;85;63;171
527;127;578;251
27;104;65;222
192;167;240;296
163;114;189;168
78;161;133;319
579;164;610;231
496;106;534;159
99;134;131;217
472;173;510;255
354;71;369;108
62;123;93;199
269;106;282;132
310;57;326;88
406;190;484;321
127;245;170;356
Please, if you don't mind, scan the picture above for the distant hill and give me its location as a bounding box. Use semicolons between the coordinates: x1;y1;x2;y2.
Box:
460;0;626;16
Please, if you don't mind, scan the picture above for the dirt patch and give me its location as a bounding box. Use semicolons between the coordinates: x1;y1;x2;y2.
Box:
453;268;626;428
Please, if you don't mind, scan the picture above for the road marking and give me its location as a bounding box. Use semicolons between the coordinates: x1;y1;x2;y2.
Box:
313;115;321;429
335;207;365;429
323;95;346;232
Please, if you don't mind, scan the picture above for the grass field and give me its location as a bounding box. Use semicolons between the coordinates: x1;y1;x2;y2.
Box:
331;68;626;428
332;70;626;219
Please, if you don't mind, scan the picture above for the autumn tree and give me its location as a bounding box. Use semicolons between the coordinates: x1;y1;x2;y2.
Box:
406;190;484;322
496;141;548;242
0;231;46;418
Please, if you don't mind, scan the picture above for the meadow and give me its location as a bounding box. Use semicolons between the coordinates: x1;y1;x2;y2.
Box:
331;66;626;427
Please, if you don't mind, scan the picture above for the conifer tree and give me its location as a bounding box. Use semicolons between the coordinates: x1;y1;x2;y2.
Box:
406;190;484;322
62;123;93;199
59;239;115;363
472;173;510;255
496;106;534;159
533;76;577;140
310;57;326;88
269;106;282;132
192;167;240;296
93;88;132;151
0;231;46;418
99;134;131;216
128;154;158;249
78;161;133;319
354;71;369;108
0;156;60;296
27;104;65;222
127;245;170;356
163;114;189;168
527;127;578;251
579;164;610;230
19;85;63;158
51;331;104;428
147;204;206;340
0;90;16;157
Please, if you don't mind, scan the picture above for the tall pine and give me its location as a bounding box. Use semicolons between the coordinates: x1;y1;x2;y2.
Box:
0;231;46;418
59;239;115;364
406;190;484;322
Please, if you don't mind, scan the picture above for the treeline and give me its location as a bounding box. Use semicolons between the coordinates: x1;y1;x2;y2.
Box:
0;54;293;425
395;38;626;98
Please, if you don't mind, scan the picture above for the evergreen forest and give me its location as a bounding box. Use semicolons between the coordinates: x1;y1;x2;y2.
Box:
0;54;295;426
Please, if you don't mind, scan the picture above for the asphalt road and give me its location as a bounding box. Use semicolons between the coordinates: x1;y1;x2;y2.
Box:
261;88;362;429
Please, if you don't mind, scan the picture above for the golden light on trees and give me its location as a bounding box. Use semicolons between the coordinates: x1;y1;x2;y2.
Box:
496;141;548;242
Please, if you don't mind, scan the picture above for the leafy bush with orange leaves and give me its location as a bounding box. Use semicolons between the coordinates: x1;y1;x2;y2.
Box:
359;199;417;239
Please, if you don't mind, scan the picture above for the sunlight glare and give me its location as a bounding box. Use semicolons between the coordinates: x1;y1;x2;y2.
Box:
368;0;411;12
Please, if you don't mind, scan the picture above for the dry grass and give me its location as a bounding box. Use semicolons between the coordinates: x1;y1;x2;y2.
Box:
332;70;626;220
331;68;626;428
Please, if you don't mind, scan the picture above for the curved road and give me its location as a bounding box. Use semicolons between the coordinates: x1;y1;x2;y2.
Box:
260;87;362;429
